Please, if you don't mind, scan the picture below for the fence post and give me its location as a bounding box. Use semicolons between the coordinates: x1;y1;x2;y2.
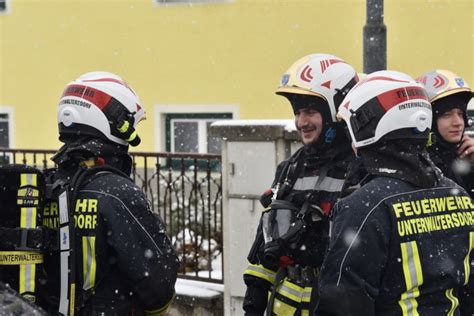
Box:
209;120;299;316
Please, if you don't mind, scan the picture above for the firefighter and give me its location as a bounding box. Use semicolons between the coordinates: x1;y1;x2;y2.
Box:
242;54;360;315
39;71;179;315
417;69;474;197
315;70;474;316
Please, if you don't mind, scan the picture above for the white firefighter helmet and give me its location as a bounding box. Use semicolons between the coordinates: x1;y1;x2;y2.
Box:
337;70;432;148
57;71;146;147
276;53;358;122
416;69;471;102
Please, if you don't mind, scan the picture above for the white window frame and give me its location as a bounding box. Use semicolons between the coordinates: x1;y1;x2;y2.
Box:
154;104;239;153
0;106;15;148
0;0;11;15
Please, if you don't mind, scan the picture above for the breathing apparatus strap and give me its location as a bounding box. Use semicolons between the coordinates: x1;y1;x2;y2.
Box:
298;166;328;220
58;184;75;316
266;267;288;316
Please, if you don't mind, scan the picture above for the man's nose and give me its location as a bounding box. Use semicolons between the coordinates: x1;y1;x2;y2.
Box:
453;114;464;126
297;112;309;124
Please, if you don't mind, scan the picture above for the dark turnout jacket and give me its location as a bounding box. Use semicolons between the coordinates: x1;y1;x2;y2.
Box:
316;174;474;316
40;140;179;315
243;141;359;315
428;139;474;198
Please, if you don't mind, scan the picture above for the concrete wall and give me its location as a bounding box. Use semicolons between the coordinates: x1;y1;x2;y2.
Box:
209;120;300;316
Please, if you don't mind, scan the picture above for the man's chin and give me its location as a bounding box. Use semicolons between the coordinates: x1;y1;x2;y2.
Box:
302;137;318;146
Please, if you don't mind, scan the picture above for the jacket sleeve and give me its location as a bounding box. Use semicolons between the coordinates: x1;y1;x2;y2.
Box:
242;218;277;315
315;201;390;316
100;179;179;314
241;159;289;315
243;262;276;315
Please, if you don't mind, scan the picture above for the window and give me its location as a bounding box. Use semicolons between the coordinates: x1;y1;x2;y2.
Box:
0;0;9;13
0;110;12;165
0;113;10;148
166;113;232;154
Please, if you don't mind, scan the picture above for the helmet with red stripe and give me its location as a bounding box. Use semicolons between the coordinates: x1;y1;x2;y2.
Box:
276;53;358;122
337;70;432;148
58;71;146;147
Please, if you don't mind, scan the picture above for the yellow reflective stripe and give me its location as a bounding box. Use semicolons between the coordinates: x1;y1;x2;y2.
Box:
464;232;474;285
145;292;176;315
126;130;137;142
277;279;304;303
399;241;423;316
17;188;39;197
445;288;459;316
0;251;43;265
272;297;297;315
82;236;97;290
301;286;312;302
19;263;35;295
118;120;130;133
18;172;39;300
21;207;37;230
301;309;310;316
244;264;276;284
70;283;76;316
21;173;37;187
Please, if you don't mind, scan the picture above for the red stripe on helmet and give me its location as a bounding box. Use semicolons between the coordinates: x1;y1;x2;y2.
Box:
364;76;410;85
82;78;137;96
62;84;112;110
376;86;429;112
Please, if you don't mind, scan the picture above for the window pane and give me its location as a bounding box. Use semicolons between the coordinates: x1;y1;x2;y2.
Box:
0;121;9;148
174;121;198;152
207;122;221;154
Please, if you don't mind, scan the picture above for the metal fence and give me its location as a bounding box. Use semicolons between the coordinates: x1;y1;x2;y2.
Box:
0;148;224;283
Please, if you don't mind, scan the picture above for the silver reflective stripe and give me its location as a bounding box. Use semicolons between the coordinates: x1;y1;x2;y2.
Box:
404;242;418;316
59;191;69;225
59;251;70;315
293;176;345;192
25;207;34;228
278;283;303;301
302;290;312;300
246;265;276;280
58;191;70;315
399;241;423;316
19;174;36;296
24;264;32;292
25;173;33;185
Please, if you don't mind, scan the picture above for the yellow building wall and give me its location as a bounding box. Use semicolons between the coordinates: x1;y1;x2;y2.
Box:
0;0;472;151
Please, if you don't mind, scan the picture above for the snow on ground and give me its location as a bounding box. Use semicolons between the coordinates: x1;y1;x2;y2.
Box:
175;278;224;298
177;252;223;298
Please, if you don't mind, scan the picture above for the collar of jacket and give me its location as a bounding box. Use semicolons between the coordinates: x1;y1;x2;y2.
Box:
302;132;352;170
52;137;132;176
427;133;458;166
359;139;439;188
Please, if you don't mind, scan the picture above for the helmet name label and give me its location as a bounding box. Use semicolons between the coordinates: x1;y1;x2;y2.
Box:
398;102;431;111
61;84;112;110
377;87;429;112
59;99;91;109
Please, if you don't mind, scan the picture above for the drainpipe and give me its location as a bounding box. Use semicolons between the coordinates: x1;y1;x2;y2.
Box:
363;0;387;74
